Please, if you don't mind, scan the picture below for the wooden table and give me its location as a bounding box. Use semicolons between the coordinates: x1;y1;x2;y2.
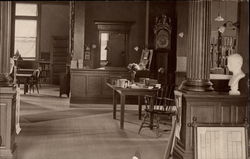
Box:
18;68;35;72
106;83;158;129
16;73;32;94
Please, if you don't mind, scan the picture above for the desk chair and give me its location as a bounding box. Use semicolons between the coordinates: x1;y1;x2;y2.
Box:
138;84;177;136
28;69;40;94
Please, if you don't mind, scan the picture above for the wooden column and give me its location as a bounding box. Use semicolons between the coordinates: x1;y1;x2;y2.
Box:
145;1;149;48
73;1;85;60
69;1;75;60
0;2;16;159
0;1;12;81
180;0;213;92
0;87;17;159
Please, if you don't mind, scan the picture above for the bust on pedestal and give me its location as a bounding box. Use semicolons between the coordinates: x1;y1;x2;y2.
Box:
227;54;245;95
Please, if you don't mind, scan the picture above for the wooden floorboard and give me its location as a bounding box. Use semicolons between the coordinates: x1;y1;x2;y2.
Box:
16;85;171;159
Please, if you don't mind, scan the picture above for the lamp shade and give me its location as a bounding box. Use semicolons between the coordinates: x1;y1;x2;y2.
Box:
214;14;224;22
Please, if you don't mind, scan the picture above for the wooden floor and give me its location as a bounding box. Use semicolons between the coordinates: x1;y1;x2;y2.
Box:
16;85;172;159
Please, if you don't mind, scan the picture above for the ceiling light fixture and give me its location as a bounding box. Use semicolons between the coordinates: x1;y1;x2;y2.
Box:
214;1;224;22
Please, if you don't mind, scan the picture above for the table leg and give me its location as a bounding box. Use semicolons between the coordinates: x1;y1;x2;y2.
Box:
24;83;28;94
120;94;125;129
113;90;117;119
138;96;142;120
24;77;30;94
149;97;154;130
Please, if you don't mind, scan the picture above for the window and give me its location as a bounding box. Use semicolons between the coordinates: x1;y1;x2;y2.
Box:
100;33;109;61
14;3;39;59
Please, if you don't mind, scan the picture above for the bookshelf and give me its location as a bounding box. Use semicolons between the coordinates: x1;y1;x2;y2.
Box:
51;36;69;85
38;60;51;84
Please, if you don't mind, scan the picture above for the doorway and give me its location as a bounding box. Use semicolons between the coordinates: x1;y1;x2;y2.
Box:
100;32;126;67
95;21;134;68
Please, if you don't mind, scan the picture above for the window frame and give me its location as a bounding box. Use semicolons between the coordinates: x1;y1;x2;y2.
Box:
12;2;41;60
100;32;109;61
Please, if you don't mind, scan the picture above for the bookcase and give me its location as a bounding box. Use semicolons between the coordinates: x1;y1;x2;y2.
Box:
38;60;51;84
51;36;69;85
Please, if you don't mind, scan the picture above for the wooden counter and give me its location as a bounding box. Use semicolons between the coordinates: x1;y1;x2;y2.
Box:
70;67;129;104
172;90;248;159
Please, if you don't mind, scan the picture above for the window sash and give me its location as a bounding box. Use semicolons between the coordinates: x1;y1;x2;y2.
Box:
14;2;39;59
15;3;38;16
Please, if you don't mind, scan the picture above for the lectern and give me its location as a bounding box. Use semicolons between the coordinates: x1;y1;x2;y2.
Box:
173;91;248;159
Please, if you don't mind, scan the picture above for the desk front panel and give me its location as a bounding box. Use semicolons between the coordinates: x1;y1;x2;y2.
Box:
70;68;129;104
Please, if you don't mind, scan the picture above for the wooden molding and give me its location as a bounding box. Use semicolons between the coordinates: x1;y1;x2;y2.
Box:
94;21;134;32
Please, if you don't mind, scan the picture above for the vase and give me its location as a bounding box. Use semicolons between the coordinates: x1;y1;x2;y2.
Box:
130;71;136;84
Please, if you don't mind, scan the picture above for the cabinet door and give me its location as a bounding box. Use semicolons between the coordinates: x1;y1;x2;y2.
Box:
70;75;86;97
102;76;113;97
87;76;102;97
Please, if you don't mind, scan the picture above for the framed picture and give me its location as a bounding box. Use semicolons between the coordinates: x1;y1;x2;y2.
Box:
140;49;153;70
84;47;91;60
194;124;248;159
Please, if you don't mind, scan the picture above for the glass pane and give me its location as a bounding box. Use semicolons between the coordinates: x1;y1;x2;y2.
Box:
15;20;37;58
101;33;109;41
100;33;109;61
15;3;37;16
100;43;107;61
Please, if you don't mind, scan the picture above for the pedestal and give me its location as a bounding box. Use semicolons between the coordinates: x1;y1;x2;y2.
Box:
173;90;248;159
0;86;17;159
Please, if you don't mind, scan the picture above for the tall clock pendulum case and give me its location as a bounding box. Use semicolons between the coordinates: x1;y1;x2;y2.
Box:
153;14;174;85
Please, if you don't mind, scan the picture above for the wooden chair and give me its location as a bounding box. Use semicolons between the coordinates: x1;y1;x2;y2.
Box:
28;69;40;94
138;84;177;136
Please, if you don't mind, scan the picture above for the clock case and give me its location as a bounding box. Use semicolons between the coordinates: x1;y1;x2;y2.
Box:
153;14;172;51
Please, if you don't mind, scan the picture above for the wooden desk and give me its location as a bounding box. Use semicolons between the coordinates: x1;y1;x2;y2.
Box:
16;73;32;94
106;83;158;129
70;68;129;104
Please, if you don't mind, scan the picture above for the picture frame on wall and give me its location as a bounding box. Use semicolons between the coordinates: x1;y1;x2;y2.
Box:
140;49;153;70
84;46;91;60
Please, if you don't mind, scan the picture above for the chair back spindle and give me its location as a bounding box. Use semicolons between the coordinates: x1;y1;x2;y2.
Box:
139;84;177;136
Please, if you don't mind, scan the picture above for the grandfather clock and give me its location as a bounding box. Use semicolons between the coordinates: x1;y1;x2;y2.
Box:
152;14;175;85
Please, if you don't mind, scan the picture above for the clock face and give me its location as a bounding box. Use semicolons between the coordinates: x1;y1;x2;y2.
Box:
155;29;170;49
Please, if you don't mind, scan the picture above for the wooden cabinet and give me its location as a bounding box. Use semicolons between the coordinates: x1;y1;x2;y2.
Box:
173;91;248;159
51;36;69;85
0;87;16;159
70;67;129;104
59;71;70;97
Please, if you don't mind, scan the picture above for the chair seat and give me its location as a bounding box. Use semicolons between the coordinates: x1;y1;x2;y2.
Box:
138;84;176;136
144;108;176;115
28;69;40;94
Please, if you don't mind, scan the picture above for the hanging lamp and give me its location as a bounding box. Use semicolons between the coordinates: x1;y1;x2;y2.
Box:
214;1;224;22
